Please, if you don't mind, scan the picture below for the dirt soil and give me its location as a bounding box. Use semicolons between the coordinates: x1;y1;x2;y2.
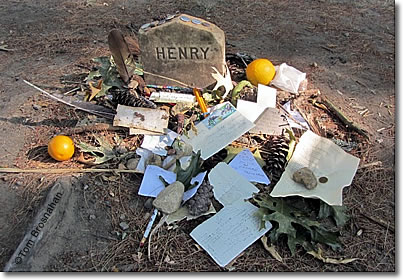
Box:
0;0;395;272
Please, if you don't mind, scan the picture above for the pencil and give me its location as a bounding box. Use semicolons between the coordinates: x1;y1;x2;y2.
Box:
193;88;208;115
139;208;158;247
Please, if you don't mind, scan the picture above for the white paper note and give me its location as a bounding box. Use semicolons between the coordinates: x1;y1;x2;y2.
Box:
208;162;260;206
138;165;207;202
257;84;277;108
236;84;277;122
138;165;177;197
134;147;153;173
270;130;360;205
141;129;178;156
182;171;207;202
283;101;310;130
229;149;270;185
182;102;254;160
190;200;272;267
149;91;196;104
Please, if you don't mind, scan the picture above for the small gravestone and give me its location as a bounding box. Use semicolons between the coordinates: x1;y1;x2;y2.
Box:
139;14;226;88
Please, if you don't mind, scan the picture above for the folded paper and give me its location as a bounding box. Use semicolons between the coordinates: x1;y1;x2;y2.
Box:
270;130;360;205
182;102;254;160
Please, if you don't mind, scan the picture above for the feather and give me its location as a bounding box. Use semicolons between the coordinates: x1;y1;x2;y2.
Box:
108;29;131;83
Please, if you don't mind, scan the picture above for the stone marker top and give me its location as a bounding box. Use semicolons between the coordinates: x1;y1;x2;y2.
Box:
139;14;226;88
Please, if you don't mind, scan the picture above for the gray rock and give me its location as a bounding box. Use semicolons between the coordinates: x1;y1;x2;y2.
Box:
139;13;226;88
144;197;154;210
153;181;184;214
126;158;140;170
89;214;96;220
119;222;129;231
292;167;318;190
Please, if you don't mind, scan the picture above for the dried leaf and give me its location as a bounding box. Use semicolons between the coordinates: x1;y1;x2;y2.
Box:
285;128;296;161
211;65;233;98
78;135;117;164
307;247;359;264
261;236;283;262
88;80;102;101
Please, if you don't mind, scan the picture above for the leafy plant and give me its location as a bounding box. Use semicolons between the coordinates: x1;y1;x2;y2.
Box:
253;194;349;256
175;150;204;191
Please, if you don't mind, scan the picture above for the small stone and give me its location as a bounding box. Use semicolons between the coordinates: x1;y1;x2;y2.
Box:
119;214;126;220
119;222;129;231
116;145;128;154
89;214;96;220
126;158;140;170
311;62;318;68
32;104;41;110
83;184;89;191
153;181;184;214
356;229;363;236
292;167;318;190
144;197;154;210
118;163;126;170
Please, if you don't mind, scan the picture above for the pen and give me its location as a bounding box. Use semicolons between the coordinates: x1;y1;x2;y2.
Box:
193;88;208;116
139;208;158;248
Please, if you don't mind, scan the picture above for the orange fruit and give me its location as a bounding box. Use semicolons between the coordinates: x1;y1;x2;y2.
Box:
48;135;75;161
246;58;276;86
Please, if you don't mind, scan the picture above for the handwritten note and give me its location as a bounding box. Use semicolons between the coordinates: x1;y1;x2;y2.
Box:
190;200;272;267
150;91;196;104
229;149;270;185
270;130;360;205
249;107;289;135
182;102;255;160
208;162;259;206
141;129;178;156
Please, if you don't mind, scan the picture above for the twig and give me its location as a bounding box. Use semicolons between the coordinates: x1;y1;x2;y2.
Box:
320;97;369;139
0;167;142;174
65;123;125;135
358;161;382;169
23;80;115;119
360;212;394;233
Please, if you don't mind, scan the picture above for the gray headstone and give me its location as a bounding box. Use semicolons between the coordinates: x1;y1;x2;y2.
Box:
139;14;226;88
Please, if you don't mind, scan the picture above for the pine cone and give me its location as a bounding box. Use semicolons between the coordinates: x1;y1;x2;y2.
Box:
262;134;290;185
112;89;157;109
186;181;214;216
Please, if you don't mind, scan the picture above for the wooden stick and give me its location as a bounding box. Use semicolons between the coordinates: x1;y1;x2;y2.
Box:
0;167;142;174
320;97;369;139
65;123;126;135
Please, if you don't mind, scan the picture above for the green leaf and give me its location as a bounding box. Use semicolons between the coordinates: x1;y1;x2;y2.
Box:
231;80;253;105
254;194;344;255
318;201;350;228
175;150;204;190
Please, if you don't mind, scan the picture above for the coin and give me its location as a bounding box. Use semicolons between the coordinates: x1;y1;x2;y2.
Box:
201;22;210;27
191;19;201;24
180;15;190;22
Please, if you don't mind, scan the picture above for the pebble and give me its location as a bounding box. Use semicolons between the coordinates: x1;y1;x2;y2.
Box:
292;167;318;190
116;145;128;154
126;158;140;170
83;184;89;191
144;197;154;210
32;104;41;110
119;222;129;231
89;214;96;220
119;214;126;220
